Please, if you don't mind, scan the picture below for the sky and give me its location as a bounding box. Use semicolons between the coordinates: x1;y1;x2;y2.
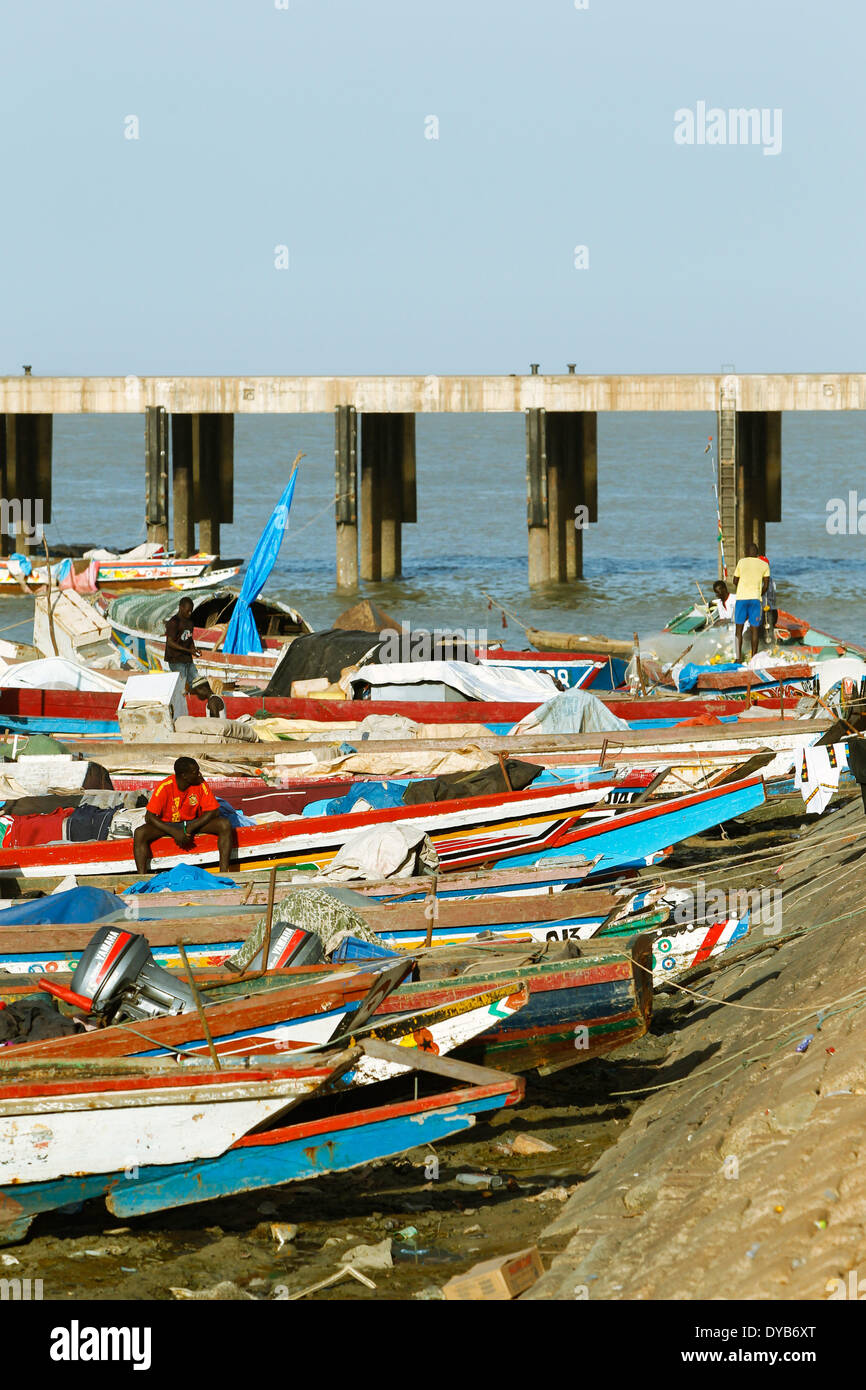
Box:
0;0;862;376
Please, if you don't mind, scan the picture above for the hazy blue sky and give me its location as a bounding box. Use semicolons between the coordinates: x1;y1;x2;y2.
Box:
0;0;861;376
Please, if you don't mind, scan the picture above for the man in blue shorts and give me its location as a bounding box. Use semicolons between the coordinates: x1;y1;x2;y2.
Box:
732;544;770;663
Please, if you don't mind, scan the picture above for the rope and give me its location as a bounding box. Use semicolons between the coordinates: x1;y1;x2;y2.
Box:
614;900;866;1097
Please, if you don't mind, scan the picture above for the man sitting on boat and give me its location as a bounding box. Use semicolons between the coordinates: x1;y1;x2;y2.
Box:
133;756;232;873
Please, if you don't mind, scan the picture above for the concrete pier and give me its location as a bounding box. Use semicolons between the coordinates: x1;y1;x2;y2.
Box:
193;414;234;557
526;410;597;584
716;393;781;573
0;413;52;556
144;406;169;549
334;405;358;590
0;372;858;583
359;412;415;583
167;413;234;557
170;415;195;557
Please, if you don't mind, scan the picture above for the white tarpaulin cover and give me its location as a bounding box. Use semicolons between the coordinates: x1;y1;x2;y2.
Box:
321;824;440;882
83;543;166;562
346;661;557;703
0;658;124;693
510;688;631;736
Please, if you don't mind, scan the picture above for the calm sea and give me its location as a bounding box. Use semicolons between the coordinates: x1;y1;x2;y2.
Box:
5;410;866;649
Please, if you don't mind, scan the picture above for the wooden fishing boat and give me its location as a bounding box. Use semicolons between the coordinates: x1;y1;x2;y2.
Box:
477;649;627;691
0;882;749;988
0;1058;342;1186
0;684;800;743
14;928;650;1078
0;886;635;975
0;553;238;596
15;960;417;1063
0;774;767;880
101;586;313;686
26;975;529;1105
526;627;634;658
361;936;655;1075
0;1043;523;1241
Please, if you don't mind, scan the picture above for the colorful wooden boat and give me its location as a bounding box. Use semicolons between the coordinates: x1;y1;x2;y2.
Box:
102;586;313;685
0;553;238;596
370;937;654;1074
13;961;417;1063
0;886;748;988
0;887;636;974
0;1058;344;1186
0;774;766;881
14;926;650;1077
0;1043;523;1242
476;649;628;691
0;684;800;743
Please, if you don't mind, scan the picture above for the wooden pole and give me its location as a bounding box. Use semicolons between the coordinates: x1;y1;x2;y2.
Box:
262;864;277;970
41;535;59;656
424;871;439;948
178;940;221;1070
633;633;648;697
496;751;513;792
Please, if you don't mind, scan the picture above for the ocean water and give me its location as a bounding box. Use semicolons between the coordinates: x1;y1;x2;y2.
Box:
6;409;866;649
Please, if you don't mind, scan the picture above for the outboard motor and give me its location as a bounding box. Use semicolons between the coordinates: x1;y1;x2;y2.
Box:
238;924;326;974
40;927;196;1025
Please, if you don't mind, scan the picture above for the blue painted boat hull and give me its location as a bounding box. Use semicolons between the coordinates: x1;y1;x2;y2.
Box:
0;1088;509;1239
497;778;766;872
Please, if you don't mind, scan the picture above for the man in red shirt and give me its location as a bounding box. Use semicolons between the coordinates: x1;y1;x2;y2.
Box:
133;756;232;873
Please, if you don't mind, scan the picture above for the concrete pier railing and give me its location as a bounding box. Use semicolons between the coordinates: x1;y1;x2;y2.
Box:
1;373;862;584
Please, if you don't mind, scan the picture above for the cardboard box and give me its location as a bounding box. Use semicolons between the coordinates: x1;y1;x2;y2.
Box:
442;1246;544;1301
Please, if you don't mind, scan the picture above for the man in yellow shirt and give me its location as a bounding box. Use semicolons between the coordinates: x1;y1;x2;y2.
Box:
733;544;770;662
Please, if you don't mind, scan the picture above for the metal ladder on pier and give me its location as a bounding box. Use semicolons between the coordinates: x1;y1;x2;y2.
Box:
717;381;738;577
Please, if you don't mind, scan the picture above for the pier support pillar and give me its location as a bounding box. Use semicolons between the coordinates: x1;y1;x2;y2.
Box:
193;413;234;557
737;411;781;559
1;414;52;557
145;406;169;550
360;413;415;582
526;410;596;585
171;415;195;557
335;405;358;590
717;400;781;572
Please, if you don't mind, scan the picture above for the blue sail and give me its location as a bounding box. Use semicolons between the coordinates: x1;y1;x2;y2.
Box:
224;469;299;655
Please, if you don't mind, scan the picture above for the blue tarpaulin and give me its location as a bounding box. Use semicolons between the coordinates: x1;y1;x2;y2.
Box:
124;865;239;895
0;886;126;925
224;470;299;655
677;661;744;692
301;780;409;818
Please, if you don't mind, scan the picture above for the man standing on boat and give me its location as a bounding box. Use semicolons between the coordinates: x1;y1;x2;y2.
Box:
133;756;233;873
164;596;223;714
165;596;203;691
733;544;770;663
